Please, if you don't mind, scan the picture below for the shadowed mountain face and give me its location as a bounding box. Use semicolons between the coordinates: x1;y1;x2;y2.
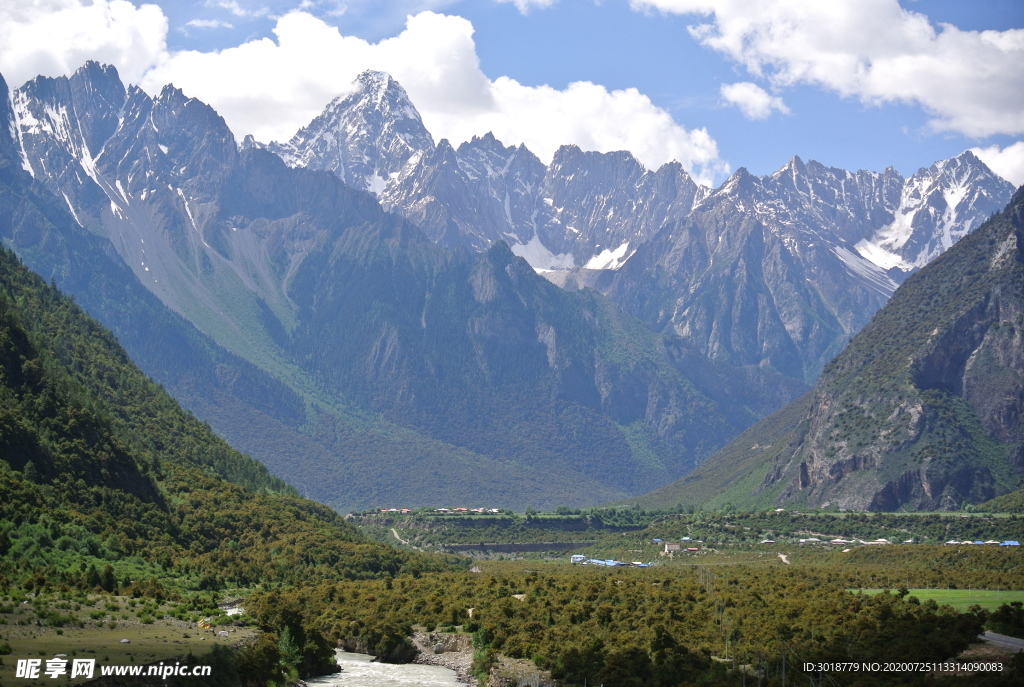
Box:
1;62;806;511
603;162;905;383
272;71;1014;385
634;187;1024;513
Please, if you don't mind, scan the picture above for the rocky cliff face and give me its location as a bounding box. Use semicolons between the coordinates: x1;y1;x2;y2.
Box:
768;189;1024;510
383;133;549;254
272;71;1015;385
603;159;905;382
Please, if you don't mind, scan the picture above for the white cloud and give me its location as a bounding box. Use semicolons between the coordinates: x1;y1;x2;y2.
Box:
633;0;1024;138
463;78;725;183
494;0;558;14
185;19;234;29
971;142;1024;187
0;3;724;182
206;1;268;19
306;0;462;24
0;0;167;87
141;10;726;182
719;81;788;120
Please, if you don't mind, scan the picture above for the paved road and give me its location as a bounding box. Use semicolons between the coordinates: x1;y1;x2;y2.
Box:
982;631;1024;651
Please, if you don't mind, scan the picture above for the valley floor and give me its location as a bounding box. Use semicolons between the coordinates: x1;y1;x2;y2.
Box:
0;594;255;686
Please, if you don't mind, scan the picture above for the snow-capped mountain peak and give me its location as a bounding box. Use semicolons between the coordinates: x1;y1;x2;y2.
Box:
6;61;1017;396
260;70;1013;333
855;150;1014;271
267;69;434;195
263;70;710;270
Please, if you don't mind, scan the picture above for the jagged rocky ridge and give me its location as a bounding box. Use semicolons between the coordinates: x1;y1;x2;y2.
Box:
636;187;1024;512
1;62;807;510
272;71;1015;383
266;71;708;269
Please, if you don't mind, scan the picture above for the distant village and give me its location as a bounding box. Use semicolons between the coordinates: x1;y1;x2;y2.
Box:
377;507;503;514
571;556;650;567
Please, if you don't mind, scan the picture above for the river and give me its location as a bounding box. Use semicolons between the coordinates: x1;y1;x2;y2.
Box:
306;650;462;687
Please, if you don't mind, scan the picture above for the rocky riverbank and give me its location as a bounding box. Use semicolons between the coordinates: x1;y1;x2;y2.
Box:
411;632;478;685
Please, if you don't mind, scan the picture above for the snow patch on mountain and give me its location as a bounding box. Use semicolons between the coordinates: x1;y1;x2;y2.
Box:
584;242;633;270
855;203;919;271
368;172;388;195
61;191;81;225
9;92;35;176
511;234;574;270
853;238;911;271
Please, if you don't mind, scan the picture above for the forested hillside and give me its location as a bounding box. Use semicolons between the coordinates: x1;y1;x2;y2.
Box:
0;240;453;587
0;235;465;681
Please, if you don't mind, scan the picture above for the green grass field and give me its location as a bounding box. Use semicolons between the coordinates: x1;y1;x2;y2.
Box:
852;588;1024;611
0;604;255;686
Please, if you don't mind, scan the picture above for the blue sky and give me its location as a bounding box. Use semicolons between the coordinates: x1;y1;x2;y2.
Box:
452;0;1024;179
1;1;1022;185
